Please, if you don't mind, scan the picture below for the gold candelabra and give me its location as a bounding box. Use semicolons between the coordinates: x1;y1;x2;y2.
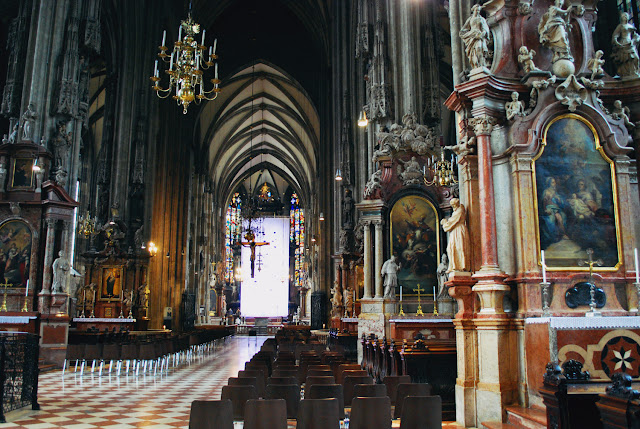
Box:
77;210;97;238
415;284;425;316
424;151;458;187
151;12;221;114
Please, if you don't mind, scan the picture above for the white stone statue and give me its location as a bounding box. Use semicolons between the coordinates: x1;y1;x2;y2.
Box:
445;134;475;157
440;198;471;273
8;123;18;144
587;50;605;80
611;100;635;130
518;46;540;74
330;282;343;318
51;250;69;293
21;103;37;142
612;12;640;78
459;4;492;70
505;92;526;120
397;156;424;185
363;169;382;199
344;285;354;317
436;253;449;298
381;255;400;299
538;0;574;63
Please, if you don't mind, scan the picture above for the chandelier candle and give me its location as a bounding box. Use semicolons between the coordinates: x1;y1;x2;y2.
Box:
541;250;547;283
635;247;639;283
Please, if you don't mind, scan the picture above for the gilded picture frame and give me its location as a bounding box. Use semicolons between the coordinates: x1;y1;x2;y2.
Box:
99;266;124;301
389;195;440;295
533;114;621;270
0;220;32;287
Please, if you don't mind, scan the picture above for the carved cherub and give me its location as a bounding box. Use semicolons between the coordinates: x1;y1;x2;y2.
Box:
445;134;476;157
611;100;635;129
505;92;526;120
587;50;605;80
518;46;540;74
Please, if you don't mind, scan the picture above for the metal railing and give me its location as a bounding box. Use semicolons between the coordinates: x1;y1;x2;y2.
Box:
0;332;40;422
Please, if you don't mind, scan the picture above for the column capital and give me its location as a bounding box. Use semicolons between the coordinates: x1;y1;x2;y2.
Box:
45;218;57;228
470;115;497;136
373;220;383;229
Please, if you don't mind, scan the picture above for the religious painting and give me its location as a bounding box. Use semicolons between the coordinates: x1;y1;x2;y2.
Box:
10;158;34;189
100;266;123;301
534;114;620;269
0;220;31;287
390;195;440;294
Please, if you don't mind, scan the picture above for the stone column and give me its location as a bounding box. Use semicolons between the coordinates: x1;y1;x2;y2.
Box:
363;221;373;299
374;220;384;299
470;116;509;314
41;219;57;294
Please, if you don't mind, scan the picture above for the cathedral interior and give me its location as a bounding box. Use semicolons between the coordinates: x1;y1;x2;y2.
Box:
0;0;639;427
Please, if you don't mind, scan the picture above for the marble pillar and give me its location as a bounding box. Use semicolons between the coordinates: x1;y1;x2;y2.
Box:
41;219;57;294
374;220;383;299
363;221;372;299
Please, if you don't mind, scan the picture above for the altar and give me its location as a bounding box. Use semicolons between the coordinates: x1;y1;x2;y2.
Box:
71;317;137;332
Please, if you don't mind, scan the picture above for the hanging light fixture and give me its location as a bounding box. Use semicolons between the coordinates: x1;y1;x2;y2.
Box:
319;212;325;221
357;110;369;127
335;168;343;181
151;3;221;114
424;151;458;187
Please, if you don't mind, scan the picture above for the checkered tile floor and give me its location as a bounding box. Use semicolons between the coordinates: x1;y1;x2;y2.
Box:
2;336;468;428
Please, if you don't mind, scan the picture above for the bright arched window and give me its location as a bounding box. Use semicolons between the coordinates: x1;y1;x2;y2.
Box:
290;194;305;288
225;193;242;282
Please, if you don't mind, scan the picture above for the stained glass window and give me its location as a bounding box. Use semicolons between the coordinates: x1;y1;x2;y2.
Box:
225;193;242;282
289;193;305;289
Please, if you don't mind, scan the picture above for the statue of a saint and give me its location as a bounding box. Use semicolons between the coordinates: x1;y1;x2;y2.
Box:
342;188;355;230
51;250;69;293
440;198;471;273
612;12;640;78
459;4;492;70
21;103;37;142
436;254;449;298
538;0;579;63
505;92;526;121
344;285;354;317
330;282;343;318
381;255;400;299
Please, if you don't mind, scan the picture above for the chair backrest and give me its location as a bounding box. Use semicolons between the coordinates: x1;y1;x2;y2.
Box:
272;368;298;379
240;368;268;384
307;364;331;371
297;398;340;429
343;375;374;406
238;370;266;396
382;375;411;405
394;383;432;419
340;369;368;385
352;383;387;398
399;396;442;429
267;376;298;386
246;361;271;377
336;364;362;382
189;400;233;429
305;376;336;387
228;376;258;391
243;399;287;429
307;369;334;378
306;384;345;420
265;384;300;419
350;396;392;429
221;385;258;420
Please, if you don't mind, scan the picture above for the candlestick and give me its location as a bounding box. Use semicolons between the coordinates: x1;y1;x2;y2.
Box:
635;248;639;283
90;289;96;318
541;250;547;283
415;284;425;316
81;288;86;318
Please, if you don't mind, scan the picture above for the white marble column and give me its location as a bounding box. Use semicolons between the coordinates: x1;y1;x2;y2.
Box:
363;221;372;299
374;220;383;299
41;218;57;294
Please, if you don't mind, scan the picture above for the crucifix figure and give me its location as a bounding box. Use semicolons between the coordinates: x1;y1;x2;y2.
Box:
579;248;603;315
240;230;269;278
415;283;425;316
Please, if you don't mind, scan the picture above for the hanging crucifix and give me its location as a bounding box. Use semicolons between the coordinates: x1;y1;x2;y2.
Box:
240;230;269;278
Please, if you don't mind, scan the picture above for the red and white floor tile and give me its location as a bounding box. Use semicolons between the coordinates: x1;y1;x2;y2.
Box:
3;336;468;428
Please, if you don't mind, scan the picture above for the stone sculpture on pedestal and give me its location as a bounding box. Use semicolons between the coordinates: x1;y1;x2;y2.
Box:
459;4;492;70
611;12;640;78
381;255;400;299
440;198;471;273
51;250;69;294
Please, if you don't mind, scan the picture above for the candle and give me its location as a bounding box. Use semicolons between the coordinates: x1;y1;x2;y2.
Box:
178;25;182;41
170;52;174;70
196;55;199;71
209;45;212;59
201;29;205;46
154;60;158;76
400;285;402;302
25;279;29;297
215;63;218;79
83;288;86;310
635;248;639;283
433;285;436;298
162;30;166;47
213;38;217;55
541;250;547;283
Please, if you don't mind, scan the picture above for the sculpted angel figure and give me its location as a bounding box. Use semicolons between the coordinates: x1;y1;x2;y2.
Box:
587;50;605;80
505;92;526;121
445;133;476;157
459;4;492;69
518;46;540;74
364;169;382;199
611;100;635;129
612;12;640;78
538;0;578;63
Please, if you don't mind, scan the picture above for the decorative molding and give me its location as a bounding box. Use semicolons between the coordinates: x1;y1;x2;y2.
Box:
525;316;640;329
554;75;587;112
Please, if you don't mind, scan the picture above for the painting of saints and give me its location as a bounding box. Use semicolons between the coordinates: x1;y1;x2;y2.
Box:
0;221;32;287
535;115;619;267
101;268;122;299
390;196;440;294
11;159;34;188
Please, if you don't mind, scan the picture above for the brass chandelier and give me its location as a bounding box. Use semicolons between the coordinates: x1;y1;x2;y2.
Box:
424;152;458;187
151;10;221;114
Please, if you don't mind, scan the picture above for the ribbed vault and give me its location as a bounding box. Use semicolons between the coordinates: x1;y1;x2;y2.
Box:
198;61;319;208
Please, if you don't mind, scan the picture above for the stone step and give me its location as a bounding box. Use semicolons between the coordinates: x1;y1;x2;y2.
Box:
506;405;547;429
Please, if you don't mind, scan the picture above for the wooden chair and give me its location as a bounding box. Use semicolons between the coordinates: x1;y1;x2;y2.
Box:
244;399;287;429
343;375;374;406
306;375;336;386
394;383;432;419
267;376;299;386
221;385;258;420
307;369;334;378
297;398;340;429
188;399;233;429
382;375;411;405
335;363;362;382
339;369;368;385
238;369;267;397
350;396;392;429
399;396;442;429
228;377;262;397
352;383;387;399
265;384;301;419
306;383;345;420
